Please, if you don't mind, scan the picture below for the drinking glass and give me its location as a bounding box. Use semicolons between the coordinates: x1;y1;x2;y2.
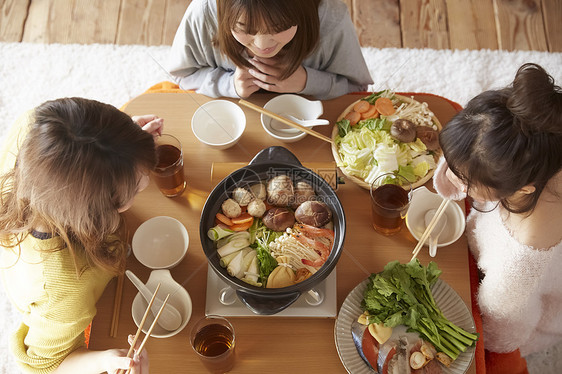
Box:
152;134;186;197
370;173;412;235
190;315;236;373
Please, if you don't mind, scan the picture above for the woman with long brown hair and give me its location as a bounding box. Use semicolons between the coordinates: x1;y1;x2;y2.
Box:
0;97;163;373
167;0;373;99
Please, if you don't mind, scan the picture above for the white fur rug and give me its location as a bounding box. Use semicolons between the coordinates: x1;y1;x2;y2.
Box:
1;42;561;373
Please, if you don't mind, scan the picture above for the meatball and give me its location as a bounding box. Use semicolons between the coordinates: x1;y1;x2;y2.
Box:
221;198;242;218
247;199;266;218
232;187;252;206
249;183;267;200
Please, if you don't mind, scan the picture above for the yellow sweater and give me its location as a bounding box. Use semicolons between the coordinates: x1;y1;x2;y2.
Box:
0;111;113;373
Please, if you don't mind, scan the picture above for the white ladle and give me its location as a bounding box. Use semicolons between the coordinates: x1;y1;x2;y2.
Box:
270;114;330;133
126;270;183;331
424;209;448;257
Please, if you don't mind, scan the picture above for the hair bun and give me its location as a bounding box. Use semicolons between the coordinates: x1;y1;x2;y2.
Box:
507;63;562;135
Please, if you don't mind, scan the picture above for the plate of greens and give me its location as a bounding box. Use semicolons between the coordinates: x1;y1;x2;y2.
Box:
334;260;477;374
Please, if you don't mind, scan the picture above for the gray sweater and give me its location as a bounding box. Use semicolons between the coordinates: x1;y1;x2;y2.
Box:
167;0;373;100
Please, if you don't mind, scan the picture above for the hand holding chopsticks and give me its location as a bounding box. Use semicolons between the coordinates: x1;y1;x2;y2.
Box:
116;283;170;374
411;199;451;261
238;99;334;144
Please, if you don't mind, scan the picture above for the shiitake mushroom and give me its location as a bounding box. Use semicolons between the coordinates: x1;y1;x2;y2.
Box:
390;119;417;143
415;126;440;151
262;207;295;232
267;175;294;207
290;181;316;208
294;200;332;227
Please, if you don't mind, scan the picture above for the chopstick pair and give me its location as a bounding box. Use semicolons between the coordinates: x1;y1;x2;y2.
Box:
116;283;170;374
410;199;451;261
238;99;334;144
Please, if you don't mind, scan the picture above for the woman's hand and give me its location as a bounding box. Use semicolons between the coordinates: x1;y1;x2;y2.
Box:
53;335;149;374
107;335;149;374
132;115;164;137
234;67;260;98
247;57;307;94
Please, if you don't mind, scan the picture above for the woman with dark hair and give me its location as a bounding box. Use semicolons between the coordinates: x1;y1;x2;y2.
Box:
434;63;562;359
0;98;162;373
167;0;373;99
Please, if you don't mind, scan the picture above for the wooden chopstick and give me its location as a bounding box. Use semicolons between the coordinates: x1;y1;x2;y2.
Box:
110;273;125;338
123;294;171;374
115;283;161;374
238;99;334;144
411;199;451;261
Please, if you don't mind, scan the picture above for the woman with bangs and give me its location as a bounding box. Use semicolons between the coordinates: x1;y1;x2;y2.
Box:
433;63;562;372
0;98;161;373
167;0;372;99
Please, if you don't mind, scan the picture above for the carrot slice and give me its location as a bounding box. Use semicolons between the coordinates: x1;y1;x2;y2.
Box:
231;212;253;225
216;212;233;226
344;111;361;126
229;218;254;232
374;97;396;116
360;104;379;119
353;100;370;113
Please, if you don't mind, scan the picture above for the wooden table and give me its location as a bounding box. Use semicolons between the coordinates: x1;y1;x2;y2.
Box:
89;92;475;373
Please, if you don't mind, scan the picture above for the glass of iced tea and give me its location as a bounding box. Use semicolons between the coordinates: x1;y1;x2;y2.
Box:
152;134;186;197
370;173;412;235
190;315;236;373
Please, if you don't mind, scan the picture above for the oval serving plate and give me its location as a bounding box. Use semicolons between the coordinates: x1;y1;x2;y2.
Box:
334;277;476;374
331;94;442;190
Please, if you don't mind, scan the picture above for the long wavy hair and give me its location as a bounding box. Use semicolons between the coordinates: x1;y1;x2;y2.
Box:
215;0;321;80
440;63;562;214
0;98;157;275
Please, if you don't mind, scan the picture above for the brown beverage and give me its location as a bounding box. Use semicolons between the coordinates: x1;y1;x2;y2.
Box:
192;323;235;373
152;139;186;197
371;183;410;235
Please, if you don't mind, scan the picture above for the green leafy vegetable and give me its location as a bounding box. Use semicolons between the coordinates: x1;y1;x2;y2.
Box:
337;118;351;137
363;90;387;105
249;219;282;286
362;259;479;360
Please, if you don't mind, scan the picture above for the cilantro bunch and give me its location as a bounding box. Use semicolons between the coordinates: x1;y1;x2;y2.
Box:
362;259;478;360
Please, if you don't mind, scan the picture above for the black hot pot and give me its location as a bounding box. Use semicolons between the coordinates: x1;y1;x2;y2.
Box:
199;146;346;315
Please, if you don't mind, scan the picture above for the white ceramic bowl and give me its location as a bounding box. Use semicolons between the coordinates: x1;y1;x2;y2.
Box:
261;94;324;143
191;100;246;150
405;187;466;248
132;269;192;338
132;216;189;269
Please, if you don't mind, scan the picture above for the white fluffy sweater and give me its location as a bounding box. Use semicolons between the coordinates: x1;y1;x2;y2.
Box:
433;157;562;356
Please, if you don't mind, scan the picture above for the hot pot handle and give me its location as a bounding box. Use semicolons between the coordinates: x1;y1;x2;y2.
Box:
236;289;301;315
249;146;302;167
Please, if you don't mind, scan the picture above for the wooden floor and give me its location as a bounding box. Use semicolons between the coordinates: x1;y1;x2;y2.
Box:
0;0;560;52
